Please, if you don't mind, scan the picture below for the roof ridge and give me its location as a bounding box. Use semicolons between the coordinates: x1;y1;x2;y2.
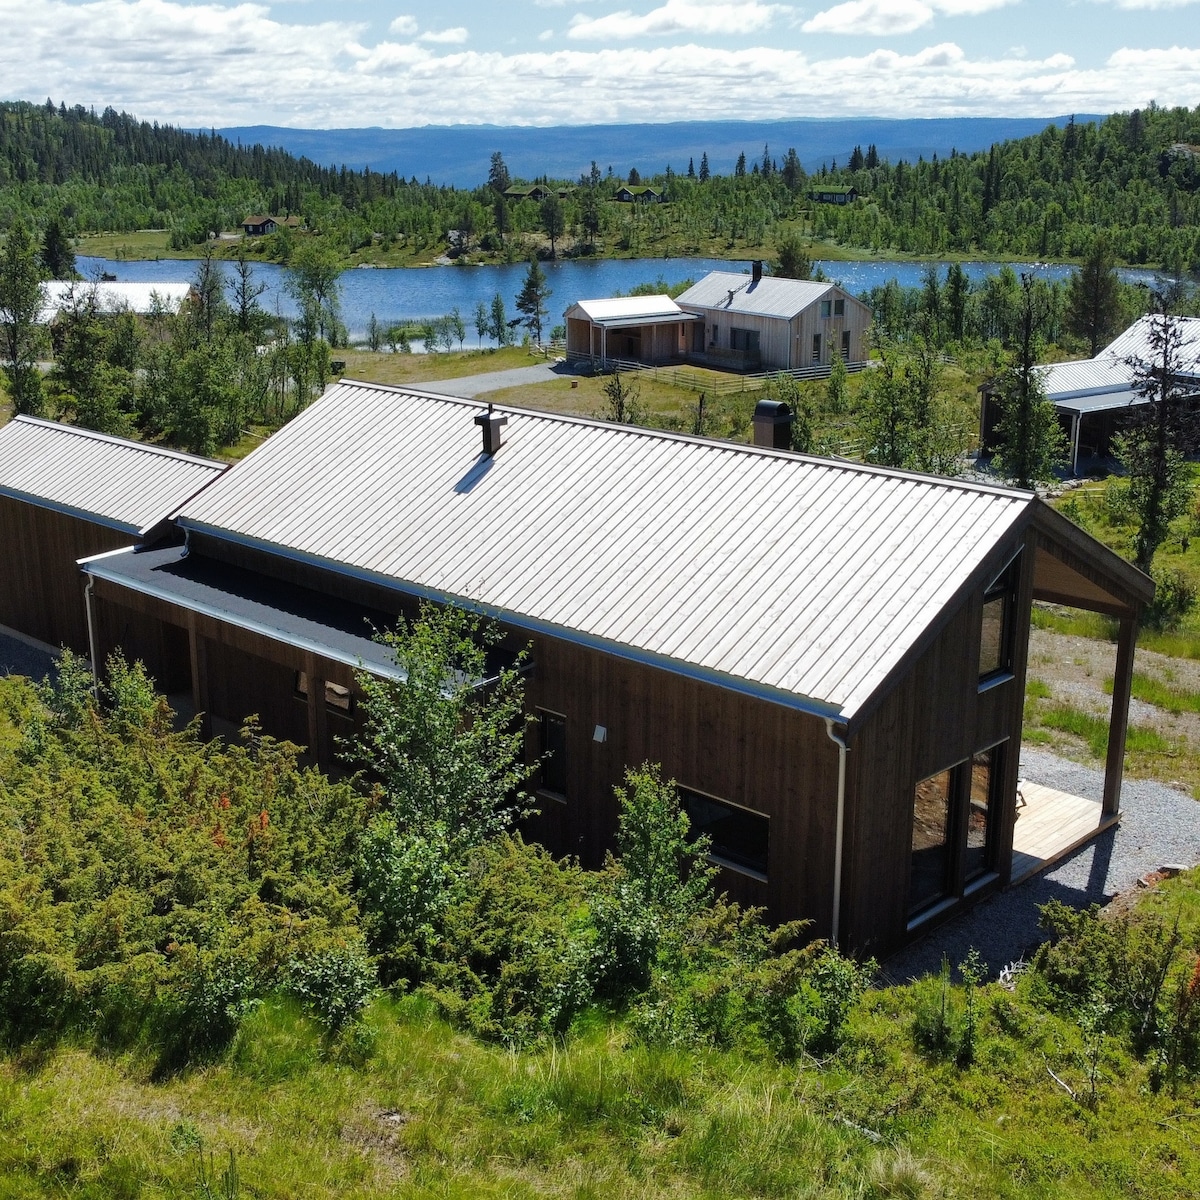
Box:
9;415;223;468
333;378;1034;502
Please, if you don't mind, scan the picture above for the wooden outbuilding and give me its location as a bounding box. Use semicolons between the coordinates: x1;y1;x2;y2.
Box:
0;417;224;654
69;383;1153;959
674;266;873;370
564;295;700;366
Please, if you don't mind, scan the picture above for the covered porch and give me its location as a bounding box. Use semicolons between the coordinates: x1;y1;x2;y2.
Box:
564;296;700;369
1010;506;1154;881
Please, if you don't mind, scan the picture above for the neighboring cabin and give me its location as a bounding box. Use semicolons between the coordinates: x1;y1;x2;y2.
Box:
242;215;302;235
808;185;858;205
0;385;1150;961
979;315;1200;474
565;264;873;371
614;185;663;203
37;280;195;324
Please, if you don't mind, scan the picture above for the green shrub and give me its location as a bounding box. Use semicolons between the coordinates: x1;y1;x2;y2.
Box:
1145;566;1196;632
286;943;375;1031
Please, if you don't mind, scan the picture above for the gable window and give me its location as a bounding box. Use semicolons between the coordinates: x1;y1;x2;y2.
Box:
811;333;822;362
819;300;832;319
979;552;1021;683
680;787;769;879
834;298;846;317
537;709;568;798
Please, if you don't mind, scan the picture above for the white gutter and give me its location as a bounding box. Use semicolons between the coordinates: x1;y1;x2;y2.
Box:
824;718;850;949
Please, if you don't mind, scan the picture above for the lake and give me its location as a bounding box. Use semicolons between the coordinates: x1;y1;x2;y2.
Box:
76;254;1164;342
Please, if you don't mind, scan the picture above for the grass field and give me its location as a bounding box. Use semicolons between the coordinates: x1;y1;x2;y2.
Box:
3;884;1199;1199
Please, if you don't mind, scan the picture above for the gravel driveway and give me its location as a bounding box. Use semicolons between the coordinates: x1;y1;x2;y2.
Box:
883;745;1200;981
0;630;58;681
430;361;583;398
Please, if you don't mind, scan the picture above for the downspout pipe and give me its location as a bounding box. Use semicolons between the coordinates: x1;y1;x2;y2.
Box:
824;718;850;949
83;575;99;697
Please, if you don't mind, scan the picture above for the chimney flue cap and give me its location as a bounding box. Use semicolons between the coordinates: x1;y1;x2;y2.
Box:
474;403;508;455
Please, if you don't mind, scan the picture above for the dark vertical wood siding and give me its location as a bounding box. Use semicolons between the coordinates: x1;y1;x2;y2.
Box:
841;531;1036;958
0;495;133;652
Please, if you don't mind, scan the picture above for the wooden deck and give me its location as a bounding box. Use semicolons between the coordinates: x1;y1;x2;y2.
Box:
1010;781;1118;885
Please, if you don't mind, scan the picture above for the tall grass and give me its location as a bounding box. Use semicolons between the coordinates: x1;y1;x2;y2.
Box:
1036;702;1170;758
1103;671;1200;715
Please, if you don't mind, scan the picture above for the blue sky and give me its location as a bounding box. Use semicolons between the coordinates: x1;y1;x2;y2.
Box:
0;0;1196;127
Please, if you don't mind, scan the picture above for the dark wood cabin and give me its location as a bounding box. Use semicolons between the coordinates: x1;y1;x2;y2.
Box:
66;383;1153;960
0;417;224;654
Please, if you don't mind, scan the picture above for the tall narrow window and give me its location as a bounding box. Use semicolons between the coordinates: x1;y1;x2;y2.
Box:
965;744;1003;881
811;333;822;362
910;768;953;915
834;297;846;317
841;330;851;359
979;552;1020;681
537;709;568;797
680;788;769;879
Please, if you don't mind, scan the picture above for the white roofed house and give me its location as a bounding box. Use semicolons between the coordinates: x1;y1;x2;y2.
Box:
37;280;196;325
566;263;873;373
980;315;1200;475
564;294;701;366
59;380;1152;960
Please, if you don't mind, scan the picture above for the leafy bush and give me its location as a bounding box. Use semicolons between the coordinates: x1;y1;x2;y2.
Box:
1145;566;1196;632
1031;899;1200;1085
286;943;376;1031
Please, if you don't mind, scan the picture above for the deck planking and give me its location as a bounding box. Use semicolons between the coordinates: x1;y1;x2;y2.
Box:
1010;780;1117;885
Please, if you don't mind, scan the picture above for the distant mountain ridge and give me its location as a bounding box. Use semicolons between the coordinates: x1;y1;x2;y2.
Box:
216;116;1098;188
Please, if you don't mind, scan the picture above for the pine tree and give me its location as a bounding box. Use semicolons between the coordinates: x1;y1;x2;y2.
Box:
1119;295;1196;572
698;152;710;182
515;260;550;345
0;217;46;416
735;152;746;178
687;157;695;179
993;275;1066;488
1066;236;1122;357
40;216;76;279
487;150;510;194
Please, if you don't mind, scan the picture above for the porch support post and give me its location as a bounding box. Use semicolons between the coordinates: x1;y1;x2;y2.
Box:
1071;413;1081;477
1103;615;1137;817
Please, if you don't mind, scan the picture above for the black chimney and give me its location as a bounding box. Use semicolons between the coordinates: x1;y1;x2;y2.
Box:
751;259;763;283
751;399;792;450
474;403;508;455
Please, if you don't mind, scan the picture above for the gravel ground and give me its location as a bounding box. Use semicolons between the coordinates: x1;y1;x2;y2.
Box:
0;630;59;681
883;745;1200;982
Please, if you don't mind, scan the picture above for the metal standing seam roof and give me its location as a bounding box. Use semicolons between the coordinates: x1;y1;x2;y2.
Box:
1101;314;1200;379
0;416;225;535
565;296;699;329
1038;357;1135;400
675;272;835;320
176;381;1033;722
38;281;194;324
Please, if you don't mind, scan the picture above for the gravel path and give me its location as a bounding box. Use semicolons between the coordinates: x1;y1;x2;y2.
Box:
883;746;1200;982
430;361;581;398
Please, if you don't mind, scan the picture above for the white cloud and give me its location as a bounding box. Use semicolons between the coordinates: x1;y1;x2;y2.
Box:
387;14;417;36
538;28;555;40
568;0;786;41
802;1;932;35
802;0;1012;35
0;0;1191;127
419;27;468;44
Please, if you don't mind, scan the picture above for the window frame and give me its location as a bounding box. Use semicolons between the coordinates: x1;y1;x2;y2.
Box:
535;707;568;802
294;670;355;717
978;548;1022;688
834;297;846;317
819;299;832;319
679;785;769;882
811;332;822;362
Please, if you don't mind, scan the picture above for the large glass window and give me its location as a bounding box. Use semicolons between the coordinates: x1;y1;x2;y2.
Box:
965;745;1002;881
681;788;769;878
979;553;1020;681
537;709;567;797
909;768;953;915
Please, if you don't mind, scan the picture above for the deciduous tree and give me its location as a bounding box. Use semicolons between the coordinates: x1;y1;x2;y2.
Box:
0;218;46;416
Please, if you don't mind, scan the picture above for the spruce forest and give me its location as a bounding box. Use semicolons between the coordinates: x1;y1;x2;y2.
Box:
0;99;1198;268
